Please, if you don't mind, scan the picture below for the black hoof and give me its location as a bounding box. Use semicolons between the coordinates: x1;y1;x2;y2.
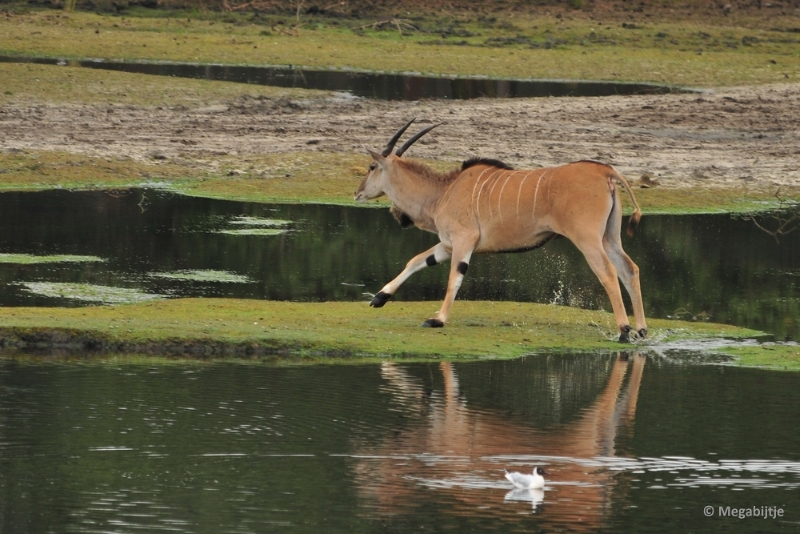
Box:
422;318;444;328
636;328;647;340
618;325;632;343
370;291;392;308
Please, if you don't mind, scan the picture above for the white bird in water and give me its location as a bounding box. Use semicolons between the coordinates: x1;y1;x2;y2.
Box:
504;467;547;489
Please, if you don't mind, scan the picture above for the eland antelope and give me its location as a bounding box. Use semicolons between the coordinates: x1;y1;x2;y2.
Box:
354;119;647;342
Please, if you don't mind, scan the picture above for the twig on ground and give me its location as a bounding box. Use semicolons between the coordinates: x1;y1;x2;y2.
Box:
359;18;419;35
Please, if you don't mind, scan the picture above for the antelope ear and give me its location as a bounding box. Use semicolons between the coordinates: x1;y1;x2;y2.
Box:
367;149;386;165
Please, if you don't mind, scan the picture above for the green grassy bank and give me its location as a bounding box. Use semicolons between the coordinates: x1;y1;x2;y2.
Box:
0;134;793;215
1;8;799;87
0;297;768;360
716;344;800;371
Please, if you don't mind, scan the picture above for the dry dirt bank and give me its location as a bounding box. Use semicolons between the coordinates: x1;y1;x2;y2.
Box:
1;82;799;192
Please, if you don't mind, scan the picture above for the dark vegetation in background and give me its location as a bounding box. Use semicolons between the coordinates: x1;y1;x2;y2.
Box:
5;0;797;52
8;0;800;19
4;0;797;53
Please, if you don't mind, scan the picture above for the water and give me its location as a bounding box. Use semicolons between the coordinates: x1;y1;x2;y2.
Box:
0;189;797;339
0;55;694;100
0;354;798;533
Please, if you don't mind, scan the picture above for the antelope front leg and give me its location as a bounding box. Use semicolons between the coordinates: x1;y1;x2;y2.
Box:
422;246;474;328
370;243;451;308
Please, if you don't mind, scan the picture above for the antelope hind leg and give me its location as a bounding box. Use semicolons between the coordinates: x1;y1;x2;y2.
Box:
602;191;647;338
578;243;634;342
604;239;648;338
371;243;451;308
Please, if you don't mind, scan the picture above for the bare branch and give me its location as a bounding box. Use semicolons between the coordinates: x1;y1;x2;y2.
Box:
742;188;800;243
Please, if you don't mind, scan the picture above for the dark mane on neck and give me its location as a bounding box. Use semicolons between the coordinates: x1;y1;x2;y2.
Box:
390;205;415;228
461;157;514;171
397;158;461;183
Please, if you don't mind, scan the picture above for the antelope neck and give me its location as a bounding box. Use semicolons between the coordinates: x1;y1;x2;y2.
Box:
385;165;447;231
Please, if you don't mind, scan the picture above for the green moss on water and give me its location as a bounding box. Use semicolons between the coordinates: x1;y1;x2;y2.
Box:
215;228;289;236
0;253;106;264
229;217;292;227
150;270;253;283
0;298;763;361
17;282;164;304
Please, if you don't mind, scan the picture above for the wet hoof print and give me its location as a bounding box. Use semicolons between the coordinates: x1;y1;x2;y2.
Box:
618;325;632;343
370;291;392;308
422;318;444;328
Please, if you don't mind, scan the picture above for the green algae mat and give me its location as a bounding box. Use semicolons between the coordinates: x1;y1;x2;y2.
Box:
0;298;763;360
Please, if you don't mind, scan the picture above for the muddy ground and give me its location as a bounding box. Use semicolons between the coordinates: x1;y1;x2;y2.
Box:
2;81;799;191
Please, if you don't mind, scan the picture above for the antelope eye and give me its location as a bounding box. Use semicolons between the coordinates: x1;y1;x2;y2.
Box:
369;163;377;171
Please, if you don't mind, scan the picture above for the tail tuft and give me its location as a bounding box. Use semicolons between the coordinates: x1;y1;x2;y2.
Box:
626;208;642;237
611;169;643;237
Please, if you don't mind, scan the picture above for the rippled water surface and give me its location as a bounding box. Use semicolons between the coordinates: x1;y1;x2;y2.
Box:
0;189;797;339
1;354;799;533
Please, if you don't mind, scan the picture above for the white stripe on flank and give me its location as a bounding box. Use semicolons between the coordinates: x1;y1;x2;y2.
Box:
475;169;502;221
486;171;506;220
489;174;498;217
531;170;547;223
516;170;536;218
496;172;516;225
531;167;556;223
470;167;493;216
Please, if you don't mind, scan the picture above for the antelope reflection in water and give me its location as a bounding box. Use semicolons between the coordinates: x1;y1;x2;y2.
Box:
351;354;645;528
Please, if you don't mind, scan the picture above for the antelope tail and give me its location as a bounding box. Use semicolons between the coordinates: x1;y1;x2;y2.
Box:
612;170;643;237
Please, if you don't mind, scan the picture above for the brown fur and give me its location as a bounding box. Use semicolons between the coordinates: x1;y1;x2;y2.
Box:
394;157;514;187
395;158;460;184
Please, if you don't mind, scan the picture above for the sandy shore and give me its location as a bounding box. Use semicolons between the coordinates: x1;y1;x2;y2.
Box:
2;82;799;191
